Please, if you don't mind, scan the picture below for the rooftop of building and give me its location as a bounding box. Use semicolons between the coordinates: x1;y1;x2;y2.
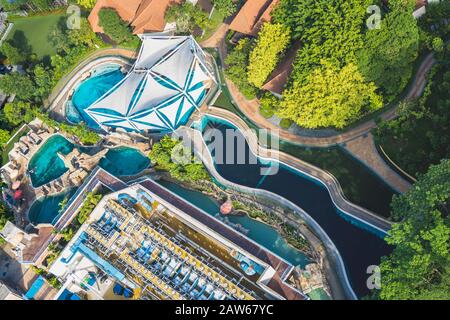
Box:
47;173;306;300
88;0;182;35
229;0;280;36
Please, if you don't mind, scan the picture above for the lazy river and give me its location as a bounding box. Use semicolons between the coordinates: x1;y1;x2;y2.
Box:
199;117;392;298
158;180;310;268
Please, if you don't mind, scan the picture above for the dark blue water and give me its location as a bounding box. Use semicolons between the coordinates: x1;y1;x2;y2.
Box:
202;119;392;298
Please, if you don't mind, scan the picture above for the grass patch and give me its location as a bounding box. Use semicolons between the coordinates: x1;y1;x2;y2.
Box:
280;118;293;129
8;14;66;60
197;10;225;42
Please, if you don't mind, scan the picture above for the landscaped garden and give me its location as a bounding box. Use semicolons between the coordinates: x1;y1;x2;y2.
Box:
7;14;66;60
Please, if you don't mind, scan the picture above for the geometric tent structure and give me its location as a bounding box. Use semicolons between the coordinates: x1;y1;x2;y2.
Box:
86;35;216;133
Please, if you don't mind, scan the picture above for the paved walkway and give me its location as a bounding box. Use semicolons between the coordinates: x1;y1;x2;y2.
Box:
343;133;411;193
45;33;435;196
207;25;436;193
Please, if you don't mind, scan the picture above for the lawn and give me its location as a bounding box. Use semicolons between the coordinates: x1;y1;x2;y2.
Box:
7;14;67;60
197;10;225;42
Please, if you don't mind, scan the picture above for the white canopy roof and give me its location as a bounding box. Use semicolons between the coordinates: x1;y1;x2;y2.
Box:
86;35;215;132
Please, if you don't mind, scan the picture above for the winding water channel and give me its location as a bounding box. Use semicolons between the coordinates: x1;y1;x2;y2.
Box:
197;117;392;298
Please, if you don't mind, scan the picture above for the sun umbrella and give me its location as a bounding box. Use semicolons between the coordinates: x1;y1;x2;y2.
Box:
13;189;23;200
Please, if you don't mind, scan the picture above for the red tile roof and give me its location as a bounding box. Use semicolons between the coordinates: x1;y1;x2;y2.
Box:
88;0;181;35
229;0;280;36
262;41;301;95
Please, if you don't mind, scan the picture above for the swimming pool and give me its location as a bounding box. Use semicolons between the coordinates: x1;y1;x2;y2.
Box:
28;135;74;188
68;65;125;127
28;188;77;225
99;147;150;177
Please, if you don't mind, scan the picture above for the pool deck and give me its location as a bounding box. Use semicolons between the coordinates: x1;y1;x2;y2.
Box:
20;168;128;265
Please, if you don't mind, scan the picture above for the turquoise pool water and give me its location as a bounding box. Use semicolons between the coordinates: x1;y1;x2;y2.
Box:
24;276;45;300
69;65;125;126
28;135;74;188
158;180;310;268
28;188;77;225
99;147;150;177
29;136;149;188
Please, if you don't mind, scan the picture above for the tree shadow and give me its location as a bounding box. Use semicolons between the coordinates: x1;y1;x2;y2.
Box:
9;30;33;57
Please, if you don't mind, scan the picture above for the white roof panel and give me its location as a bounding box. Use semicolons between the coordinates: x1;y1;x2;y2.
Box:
135;37;186;70
84;35;215;132
128;74;180;117
152;41;195;89
131;110;170;130
87;72;145;116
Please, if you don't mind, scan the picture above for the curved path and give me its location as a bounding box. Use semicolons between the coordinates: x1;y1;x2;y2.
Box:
203;107;392;233
179;126;357;300
205;24;436;147
45;46;394;230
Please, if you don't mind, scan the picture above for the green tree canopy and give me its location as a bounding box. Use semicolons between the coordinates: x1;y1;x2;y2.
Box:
379;159;450;300
0;72;36;101
149;136;210;182
0;41;28;65
3;101;32;126
247;23;291;88
224;38;257;99
0;129;11;146
75;0;97;9
278;61;382;129
357;8;419;100
273;0;370;83
212;0;237;17
166;2;209;34
98;8;134;44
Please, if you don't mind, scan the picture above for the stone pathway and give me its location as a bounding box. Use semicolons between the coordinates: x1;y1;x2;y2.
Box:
343;133;411;193
45;36;436;196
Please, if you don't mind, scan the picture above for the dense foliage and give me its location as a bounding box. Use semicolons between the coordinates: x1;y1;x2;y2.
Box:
279;61;382;129
166;2;209;34
261;0;420;129
224;38;257;99
273;0;369;84
376;45;450;176
379;159;449;300
212;0;237;17
358;5;419;100
149;136;210;183
75;0;97;9
98;8;134;44
247;23;291;88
